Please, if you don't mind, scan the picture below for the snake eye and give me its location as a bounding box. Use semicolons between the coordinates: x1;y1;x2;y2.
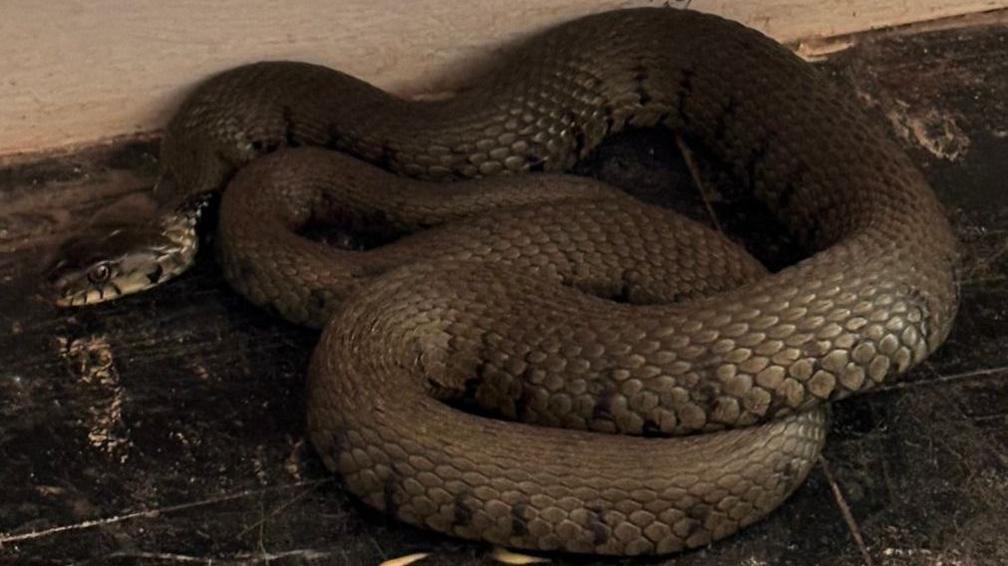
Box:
87;263;112;284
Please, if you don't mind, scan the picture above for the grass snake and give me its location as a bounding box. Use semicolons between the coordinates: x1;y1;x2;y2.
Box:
49;7;960;556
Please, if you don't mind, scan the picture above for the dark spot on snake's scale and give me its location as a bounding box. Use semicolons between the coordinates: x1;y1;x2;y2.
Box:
383;474;400;517
796;217;824;250
776;161;811;212
610;284;631;304
687;503;712;522
510;502;529;536
776;458;805;484
777;181;798;212
330;429;349;455
376;145;397;170
308;288;329;314
675;68;695;125
610;275;635;303
744;143;769;193
602;105;616;133
697;382;721;405
637;88;653;107
632;65;651;105
713;96;737;142
811;358;824;374
425;378;451;399
907;287;929;311
234;257;257;282
513;376;536;421
460;375;484;409
679;517;703;539
254;140;280;154
574;129;588;157
641;418;664;437
528;159;546;173
453;492;474;527
351;262;390;280
324;128;343;150
803;341;829;360
586;505;609;545
146;263;164;285
592;383;618;420
693;353;724;373
281;105;300;148
259;301;286;321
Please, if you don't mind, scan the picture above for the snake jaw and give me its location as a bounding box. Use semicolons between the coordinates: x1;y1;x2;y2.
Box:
49;249;193;306
47;213;200;307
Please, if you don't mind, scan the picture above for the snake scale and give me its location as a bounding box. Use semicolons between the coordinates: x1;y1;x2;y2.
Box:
54;7;960;556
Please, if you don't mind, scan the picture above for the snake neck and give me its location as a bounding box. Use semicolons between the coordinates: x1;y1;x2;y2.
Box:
155;193;211;281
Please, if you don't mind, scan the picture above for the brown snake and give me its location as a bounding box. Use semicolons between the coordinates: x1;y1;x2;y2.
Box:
59;7;960;555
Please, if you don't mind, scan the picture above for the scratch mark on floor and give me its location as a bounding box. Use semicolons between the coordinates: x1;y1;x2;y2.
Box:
820;456;874;566
0;479;332;545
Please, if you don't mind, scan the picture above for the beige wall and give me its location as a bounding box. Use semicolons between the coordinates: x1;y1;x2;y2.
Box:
2;0;1005;157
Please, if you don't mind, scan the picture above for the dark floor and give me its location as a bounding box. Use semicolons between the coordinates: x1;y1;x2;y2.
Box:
2;13;1007;566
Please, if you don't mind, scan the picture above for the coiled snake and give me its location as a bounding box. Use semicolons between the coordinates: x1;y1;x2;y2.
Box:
50;7;959;556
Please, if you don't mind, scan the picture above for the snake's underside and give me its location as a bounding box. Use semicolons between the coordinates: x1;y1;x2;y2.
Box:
142;7;960;555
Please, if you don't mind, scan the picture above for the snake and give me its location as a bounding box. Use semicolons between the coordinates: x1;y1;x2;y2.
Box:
46;7;960;556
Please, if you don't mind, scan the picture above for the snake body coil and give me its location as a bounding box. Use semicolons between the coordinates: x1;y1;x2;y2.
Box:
73;8;961;555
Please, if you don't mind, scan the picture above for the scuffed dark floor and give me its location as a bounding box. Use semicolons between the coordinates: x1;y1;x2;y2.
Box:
2;13;1007;566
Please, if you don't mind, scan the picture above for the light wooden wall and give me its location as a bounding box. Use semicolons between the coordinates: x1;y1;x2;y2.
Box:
2;0;1005;157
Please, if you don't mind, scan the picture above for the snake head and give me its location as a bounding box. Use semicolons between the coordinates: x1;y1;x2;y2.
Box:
46;219;198;307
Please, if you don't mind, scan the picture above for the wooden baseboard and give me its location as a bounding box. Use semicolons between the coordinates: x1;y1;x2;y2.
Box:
2;0;1006;158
